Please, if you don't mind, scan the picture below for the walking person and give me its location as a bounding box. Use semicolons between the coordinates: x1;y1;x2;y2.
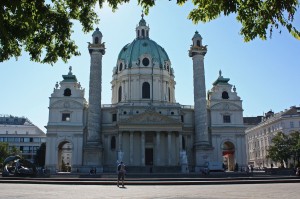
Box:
117;161;126;187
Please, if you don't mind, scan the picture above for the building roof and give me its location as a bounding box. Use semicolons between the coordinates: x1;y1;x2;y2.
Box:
212;70;230;86
62;66;77;82
282;106;300;116
243;116;263;125
0;115;33;125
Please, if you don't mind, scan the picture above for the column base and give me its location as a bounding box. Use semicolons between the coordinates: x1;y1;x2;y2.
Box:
194;144;214;172
83;145;103;168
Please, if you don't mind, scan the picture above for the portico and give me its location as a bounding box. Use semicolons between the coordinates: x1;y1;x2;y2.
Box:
116;110;183;167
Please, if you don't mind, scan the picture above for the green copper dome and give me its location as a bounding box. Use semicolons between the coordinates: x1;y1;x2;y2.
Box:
117;38;170;68
116;15;171;70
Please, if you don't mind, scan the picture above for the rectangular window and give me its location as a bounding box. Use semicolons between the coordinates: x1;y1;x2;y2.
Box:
62;113;71;121
33;138;40;142
22;146;30;153
223;115;231;123
181;115;184;122
112;114;117;122
24;138;30;142
290;121;294;128
33;146;39;153
7;137;14;142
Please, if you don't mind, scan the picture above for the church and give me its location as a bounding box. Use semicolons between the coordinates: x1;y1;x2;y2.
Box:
45;15;247;173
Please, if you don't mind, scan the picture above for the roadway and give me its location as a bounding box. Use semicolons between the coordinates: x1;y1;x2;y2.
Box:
1;183;300;199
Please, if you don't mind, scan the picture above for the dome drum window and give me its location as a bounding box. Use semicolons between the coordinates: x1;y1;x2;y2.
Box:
142;82;150;99
119;63;123;71
142;58;150;66
118;86;122;102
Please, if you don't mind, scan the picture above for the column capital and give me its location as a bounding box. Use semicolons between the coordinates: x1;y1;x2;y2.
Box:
189;46;207;57
88;43;106;55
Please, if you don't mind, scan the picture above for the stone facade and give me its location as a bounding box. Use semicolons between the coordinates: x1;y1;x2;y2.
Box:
45;16;247;173
246;107;300;168
0;115;45;162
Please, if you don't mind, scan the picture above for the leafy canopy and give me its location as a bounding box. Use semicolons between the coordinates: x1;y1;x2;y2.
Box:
267;131;300;167
1;0;299;65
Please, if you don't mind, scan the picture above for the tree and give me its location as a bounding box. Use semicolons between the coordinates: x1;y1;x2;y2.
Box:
288;131;300;166
10;145;21;156
1;0;299;64
267;132;291;168
35;143;46;167
0;142;9;164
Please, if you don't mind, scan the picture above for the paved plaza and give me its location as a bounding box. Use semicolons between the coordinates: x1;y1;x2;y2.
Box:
1;183;299;199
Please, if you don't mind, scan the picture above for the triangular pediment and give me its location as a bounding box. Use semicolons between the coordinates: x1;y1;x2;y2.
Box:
119;110;180;125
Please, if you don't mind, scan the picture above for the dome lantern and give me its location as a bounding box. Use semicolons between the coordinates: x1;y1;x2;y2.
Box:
136;13;150;39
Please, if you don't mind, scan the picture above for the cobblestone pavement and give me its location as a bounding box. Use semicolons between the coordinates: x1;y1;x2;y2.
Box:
1;183;300;199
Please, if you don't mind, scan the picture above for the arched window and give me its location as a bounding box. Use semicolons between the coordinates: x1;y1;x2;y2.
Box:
95;37;99;44
64;88;71;96
111;136;116;150
118;86;122;102
142;29;145;37
119;63;123;71
196;40;201;47
142;82;150;99
138;30;140;37
222;91;229;99
168;87;171;102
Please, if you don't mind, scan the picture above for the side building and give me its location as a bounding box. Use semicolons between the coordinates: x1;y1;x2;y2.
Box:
245;106;300;168
0;115;46;162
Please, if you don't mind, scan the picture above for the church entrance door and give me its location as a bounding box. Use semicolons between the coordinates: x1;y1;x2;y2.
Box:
58;141;72;172
222;141;235;171
145;148;153;165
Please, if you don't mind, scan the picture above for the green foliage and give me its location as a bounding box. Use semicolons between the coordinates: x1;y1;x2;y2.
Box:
35;143;46;167
0;142;9;164
10;145;21;156
1;0;299;64
267;132;291;166
267;131;300;167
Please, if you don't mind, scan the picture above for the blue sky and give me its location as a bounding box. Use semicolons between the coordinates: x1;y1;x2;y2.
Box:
1;1;300;132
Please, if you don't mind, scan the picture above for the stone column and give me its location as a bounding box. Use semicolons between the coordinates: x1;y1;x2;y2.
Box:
141;131;145;166
83;29;105;170
168;132;172;165
156;131;160;165
87;40;105;143
130;131;134;164
118;131;123;150
179;132;183;152
189;31;213;171
117;131;124;162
